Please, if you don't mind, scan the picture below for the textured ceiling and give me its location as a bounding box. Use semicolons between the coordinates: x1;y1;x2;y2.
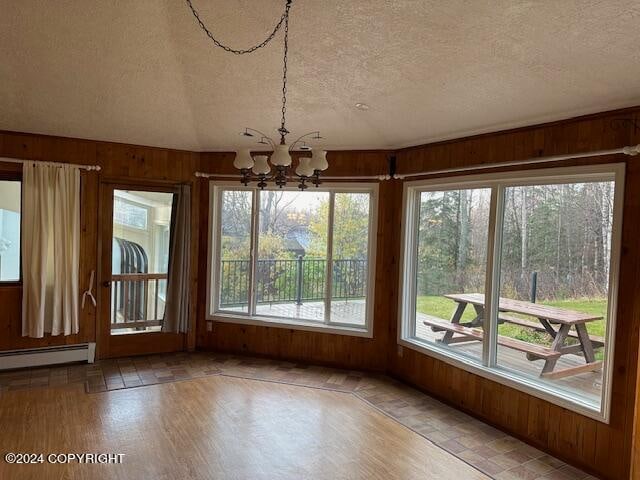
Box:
1;1;640;152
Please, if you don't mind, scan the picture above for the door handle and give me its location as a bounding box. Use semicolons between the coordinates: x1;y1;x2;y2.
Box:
102;280;111;288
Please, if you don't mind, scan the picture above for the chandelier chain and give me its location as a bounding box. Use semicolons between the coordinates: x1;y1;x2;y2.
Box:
185;0;292;55
186;0;324;191
279;11;289;142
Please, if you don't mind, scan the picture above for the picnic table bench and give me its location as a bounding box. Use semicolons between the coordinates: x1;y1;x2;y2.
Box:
423;293;603;379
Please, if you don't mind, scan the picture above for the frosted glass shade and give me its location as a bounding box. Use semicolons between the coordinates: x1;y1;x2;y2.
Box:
233;148;254;170
310;150;328;171
270;144;292;167
252;155;271;175
295;157;314;177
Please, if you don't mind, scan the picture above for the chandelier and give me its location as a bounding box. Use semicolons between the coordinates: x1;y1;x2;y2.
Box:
186;0;328;190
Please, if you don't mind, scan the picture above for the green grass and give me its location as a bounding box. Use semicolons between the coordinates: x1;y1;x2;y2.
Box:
416;295;607;358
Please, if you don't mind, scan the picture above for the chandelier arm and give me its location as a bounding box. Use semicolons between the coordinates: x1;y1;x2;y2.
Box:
244;127;277;150
288;131;321;151
185;0;292;55
248;174;276;181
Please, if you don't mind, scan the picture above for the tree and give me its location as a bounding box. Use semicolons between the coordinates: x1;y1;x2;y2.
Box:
497;181;614;301
456;190;471;285
416;190;461;295
308;193;369;259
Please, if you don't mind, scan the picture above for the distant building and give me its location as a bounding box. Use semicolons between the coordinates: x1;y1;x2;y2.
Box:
285;227;310;256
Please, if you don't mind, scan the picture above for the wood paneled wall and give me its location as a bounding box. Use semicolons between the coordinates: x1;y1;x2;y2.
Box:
0;130;201;352
388;107;640;480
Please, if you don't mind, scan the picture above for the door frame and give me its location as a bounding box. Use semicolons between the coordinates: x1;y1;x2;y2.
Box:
96;179;186;359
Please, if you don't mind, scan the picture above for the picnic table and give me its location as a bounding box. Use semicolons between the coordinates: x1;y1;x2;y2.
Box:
423;293;604;379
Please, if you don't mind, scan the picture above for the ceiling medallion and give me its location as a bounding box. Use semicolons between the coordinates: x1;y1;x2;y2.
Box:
186;0;328;190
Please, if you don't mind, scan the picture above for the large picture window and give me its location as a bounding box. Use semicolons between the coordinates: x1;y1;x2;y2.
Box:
209;183;377;336
399;164;624;421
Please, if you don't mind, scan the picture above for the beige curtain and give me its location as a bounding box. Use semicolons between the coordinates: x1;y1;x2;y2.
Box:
162;185;191;333
22;162;80;338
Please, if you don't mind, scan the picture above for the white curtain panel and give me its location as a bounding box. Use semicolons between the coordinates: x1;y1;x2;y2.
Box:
22;162;80;337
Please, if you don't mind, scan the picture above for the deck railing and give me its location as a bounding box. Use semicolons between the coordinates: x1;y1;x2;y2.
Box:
110;258;368;328
111;273;167;330
220;257;367;308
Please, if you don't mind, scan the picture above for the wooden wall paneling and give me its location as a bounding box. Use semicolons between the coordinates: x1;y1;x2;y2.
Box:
580;419;598;473
514;389;530;441
94;179;108;359
187;175;200;352
373;177;402;360
1;133;45;163
604;113;636;476
0;287;21;350
195;176;210;349
628;112;640;480
76;170;99;348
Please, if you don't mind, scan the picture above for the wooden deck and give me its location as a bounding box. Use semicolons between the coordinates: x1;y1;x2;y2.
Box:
416;313;602;402
226;299;367;326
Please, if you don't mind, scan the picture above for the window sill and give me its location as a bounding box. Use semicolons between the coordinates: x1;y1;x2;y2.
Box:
398;336;607;423
207;311;373;338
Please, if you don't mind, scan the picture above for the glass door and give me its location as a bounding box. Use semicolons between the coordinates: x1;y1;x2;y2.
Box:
99;183;185;358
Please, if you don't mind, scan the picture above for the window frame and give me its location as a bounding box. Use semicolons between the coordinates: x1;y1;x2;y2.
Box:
207;181;378;338
0;174;23;286
398;163;625;423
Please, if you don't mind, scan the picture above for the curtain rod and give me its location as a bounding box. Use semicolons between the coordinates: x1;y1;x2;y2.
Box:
0;157;101;171
394;144;639;180
195;144;639;182
194;172;390;181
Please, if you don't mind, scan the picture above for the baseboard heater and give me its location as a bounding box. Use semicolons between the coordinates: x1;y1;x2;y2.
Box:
0;343;96;371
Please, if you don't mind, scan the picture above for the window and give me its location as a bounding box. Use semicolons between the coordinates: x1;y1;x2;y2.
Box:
209;183;377;336
114;195;148;229
0;180;21;282
399;164;624;421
